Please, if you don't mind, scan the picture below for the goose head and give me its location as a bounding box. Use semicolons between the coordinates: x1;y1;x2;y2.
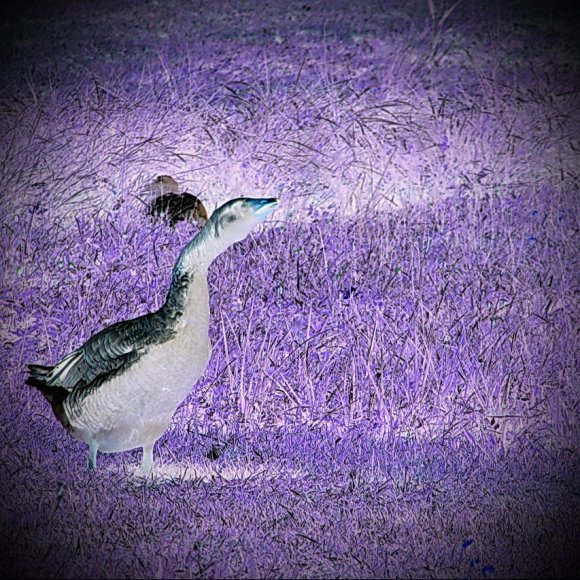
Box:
176;197;280;272
210;197;280;246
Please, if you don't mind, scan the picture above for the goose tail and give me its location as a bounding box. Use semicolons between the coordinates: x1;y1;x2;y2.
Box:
26;364;71;429
26;364;53;390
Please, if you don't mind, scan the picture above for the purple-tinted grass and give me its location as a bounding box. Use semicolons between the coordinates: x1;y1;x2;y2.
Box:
1;1;579;578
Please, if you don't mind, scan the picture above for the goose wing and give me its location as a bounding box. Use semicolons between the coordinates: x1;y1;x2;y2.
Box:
35;312;175;392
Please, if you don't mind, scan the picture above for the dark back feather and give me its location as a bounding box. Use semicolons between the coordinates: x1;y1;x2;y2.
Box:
148;193;208;226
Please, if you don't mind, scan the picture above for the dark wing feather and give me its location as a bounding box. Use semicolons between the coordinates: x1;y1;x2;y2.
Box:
149;193;207;225
31;311;176;393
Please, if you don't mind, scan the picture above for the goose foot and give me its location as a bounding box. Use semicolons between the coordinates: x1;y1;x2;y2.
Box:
140;443;155;477
88;440;98;470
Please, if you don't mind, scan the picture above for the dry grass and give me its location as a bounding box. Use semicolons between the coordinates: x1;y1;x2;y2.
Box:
0;0;578;577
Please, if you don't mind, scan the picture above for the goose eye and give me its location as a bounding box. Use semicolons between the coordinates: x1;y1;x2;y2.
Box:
217;214;237;234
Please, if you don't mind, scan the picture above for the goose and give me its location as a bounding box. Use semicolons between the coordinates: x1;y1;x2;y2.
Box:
146;175;208;226
26;197;279;476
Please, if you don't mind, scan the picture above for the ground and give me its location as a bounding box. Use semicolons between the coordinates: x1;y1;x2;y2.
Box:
0;1;578;578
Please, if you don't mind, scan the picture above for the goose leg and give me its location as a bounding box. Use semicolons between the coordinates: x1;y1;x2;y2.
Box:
88;439;98;470
141;442;155;477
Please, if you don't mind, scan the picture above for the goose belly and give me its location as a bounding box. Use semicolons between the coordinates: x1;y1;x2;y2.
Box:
66;334;211;453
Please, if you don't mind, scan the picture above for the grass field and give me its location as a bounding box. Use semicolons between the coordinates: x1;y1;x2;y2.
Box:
1;1;578;577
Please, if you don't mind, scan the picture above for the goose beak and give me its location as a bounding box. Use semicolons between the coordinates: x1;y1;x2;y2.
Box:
249;198;280;219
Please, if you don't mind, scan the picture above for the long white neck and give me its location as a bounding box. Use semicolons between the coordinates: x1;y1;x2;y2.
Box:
160;218;232;327
174;219;232;273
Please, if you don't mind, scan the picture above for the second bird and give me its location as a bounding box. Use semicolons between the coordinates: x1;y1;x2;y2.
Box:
147;175;208;226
